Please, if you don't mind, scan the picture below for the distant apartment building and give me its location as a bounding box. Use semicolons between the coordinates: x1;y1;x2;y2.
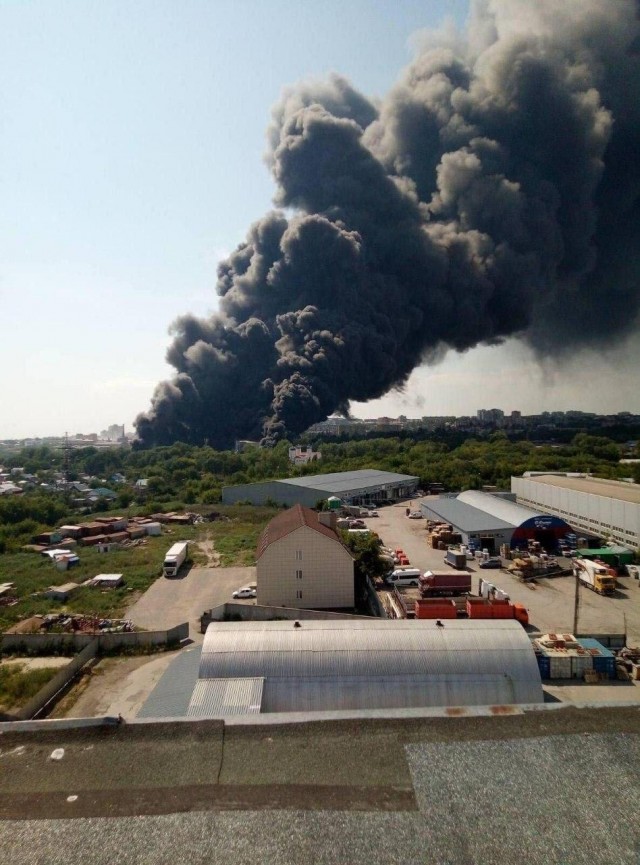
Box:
477;408;505;425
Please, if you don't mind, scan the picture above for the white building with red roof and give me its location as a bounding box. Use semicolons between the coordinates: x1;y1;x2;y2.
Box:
256;504;354;610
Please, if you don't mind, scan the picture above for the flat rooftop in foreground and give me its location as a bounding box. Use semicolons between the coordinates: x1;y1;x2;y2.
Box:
1;707;639;864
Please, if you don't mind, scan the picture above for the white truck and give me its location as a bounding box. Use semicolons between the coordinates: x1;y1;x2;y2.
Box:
574;558;616;595
163;541;189;578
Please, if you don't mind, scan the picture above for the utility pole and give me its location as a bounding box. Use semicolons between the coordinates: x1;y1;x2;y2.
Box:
572;564;580;636
63;432;71;483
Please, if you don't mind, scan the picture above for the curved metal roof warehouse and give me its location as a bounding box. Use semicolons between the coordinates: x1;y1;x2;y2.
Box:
422;490;573;550
194;619;543;715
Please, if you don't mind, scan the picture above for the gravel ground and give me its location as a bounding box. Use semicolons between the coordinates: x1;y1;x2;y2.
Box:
1;712;640;864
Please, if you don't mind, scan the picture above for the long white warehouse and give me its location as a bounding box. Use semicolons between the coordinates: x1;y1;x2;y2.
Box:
512;473;640;549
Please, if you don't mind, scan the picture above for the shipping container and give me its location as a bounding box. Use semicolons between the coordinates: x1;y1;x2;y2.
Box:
414;598;457;619
537;655;551;679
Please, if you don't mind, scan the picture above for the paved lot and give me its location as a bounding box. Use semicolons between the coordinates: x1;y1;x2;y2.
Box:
126;565;257;642
367;498;640;643
60;653;182;719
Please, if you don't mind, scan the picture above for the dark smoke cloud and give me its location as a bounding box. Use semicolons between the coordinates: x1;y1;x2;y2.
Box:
136;0;640;448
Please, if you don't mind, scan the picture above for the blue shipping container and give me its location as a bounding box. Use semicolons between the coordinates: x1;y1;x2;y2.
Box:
537;656;551;679
577;638;616;680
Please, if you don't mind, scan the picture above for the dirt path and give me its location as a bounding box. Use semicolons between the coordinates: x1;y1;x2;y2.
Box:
54;652;181;719
198;535;221;567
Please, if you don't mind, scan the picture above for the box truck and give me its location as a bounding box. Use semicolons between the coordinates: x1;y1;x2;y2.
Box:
420;570;472;596
163;541;189;578
444;549;467;569
573;559;616;595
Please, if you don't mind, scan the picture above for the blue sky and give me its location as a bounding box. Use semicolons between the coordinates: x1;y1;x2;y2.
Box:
1;0;638;439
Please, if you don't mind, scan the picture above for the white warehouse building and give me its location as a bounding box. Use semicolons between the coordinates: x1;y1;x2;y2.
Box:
189;619;543;716
512;474;640;549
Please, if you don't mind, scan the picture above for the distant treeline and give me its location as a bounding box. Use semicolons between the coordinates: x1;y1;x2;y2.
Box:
0;432;636;551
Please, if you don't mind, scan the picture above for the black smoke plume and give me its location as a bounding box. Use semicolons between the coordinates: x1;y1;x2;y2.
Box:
136;0;640;448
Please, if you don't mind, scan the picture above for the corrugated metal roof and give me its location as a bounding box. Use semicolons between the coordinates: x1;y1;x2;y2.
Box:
275;469;419;493
260;674;520;712
457;490;553;526
137;646;202;718
420;497;514;532
199;620;542;709
187;678;264;717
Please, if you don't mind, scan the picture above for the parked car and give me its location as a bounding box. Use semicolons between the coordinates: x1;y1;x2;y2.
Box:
479;558;502;569
408;512;423;519
364;510;379;517
232;587;257;599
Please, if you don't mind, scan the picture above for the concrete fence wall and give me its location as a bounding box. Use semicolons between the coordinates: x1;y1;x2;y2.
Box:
16;638;100;721
364;575;387;618
201;603;367;632
1;622;189;654
4;623;189;721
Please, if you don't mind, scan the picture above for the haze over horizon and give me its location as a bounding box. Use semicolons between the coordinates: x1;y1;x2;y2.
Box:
2;0;640;442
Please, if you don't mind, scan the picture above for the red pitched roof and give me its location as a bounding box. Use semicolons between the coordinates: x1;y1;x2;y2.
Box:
256;504;348;560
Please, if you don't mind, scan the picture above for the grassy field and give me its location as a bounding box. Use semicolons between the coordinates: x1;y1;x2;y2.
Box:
0;663;59;713
0;504;278;632
205;504;279;566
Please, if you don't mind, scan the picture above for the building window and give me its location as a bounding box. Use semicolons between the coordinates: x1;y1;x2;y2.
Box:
296;569;303;580
296;590;303;599
295;550;303;561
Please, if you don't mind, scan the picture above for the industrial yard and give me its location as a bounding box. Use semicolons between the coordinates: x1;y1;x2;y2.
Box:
366;498;640;645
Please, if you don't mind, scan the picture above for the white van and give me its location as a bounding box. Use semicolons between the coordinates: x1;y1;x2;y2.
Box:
385;568;421;586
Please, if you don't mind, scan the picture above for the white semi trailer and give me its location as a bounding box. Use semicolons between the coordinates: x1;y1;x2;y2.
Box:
163;541;189;578
573;558;616;595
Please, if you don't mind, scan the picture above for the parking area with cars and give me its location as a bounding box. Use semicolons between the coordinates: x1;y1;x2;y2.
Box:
232;585;257;599
127;565;257;641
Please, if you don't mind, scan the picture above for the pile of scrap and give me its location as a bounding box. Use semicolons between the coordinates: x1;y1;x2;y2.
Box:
7;613;134;634
150;511;196;525
0;582;18;606
617;647;640;681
